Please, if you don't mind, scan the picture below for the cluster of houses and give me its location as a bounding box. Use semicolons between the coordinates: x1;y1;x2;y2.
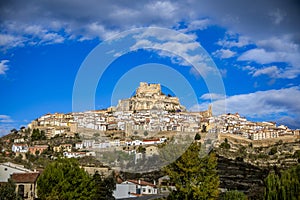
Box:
73;109;202;134
208;113;300;140
27;113;78;138
12;143;48;155
11;136;168;160
27;108;203;140
75;137;167;149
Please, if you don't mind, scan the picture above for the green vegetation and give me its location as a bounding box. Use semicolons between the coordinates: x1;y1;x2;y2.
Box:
0;179;20;200
194;133;201;140
269;146;278;155
92;172;115;200
165;143;219;200
93;133;100;138
264;164;300;200
220;138;230;149
31;128;46;141
222;190;247;200
144;131;149;136
37;158;115;200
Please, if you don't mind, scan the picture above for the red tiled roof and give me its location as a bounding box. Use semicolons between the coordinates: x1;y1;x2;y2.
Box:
143;139;160;142
11;173;40;183
128;179;156;187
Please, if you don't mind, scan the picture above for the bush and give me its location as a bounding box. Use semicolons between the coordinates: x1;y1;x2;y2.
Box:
222;190;247;200
269;147;277;155
194;133;201;140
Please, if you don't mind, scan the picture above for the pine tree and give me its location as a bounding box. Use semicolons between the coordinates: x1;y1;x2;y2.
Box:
165;142;219;200
92;172;115;200
37;158;96;200
0;179;19;200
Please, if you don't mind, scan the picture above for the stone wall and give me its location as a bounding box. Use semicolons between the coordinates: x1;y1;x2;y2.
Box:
116;82;186;111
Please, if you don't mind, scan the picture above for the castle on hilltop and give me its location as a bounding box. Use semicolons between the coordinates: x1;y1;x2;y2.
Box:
116;82;186;112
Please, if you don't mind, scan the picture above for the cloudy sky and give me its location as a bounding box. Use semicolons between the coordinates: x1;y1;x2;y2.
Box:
0;0;300;136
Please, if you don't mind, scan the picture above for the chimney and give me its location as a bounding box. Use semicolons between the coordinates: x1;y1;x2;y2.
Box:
153;180;156;185
138;179;141;185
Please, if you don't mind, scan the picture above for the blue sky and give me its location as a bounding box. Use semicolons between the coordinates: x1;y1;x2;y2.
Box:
1;0;300;136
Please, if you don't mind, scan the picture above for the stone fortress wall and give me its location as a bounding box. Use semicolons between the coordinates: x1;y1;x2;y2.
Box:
116;82;186;112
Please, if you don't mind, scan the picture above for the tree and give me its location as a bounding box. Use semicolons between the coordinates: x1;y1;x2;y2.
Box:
92;172;115;200
93;133;100;138
264;164;300;200
0;179;19;200
31;129;46;141
143;131;148;136
165;143;219;200
37;158;96;200
269;146;277;155
222;190;247;200
220;138;230;149
194;133;201;140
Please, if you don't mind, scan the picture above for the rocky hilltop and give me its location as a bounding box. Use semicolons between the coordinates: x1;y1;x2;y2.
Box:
116;82;186;112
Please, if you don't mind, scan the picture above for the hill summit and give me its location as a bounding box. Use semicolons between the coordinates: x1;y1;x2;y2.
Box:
116;82;186;112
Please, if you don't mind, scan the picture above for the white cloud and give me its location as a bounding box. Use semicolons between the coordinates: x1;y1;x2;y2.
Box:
0;33;24;48
193;87;300;128
252;66;280;77
239;48;300;67
256;36;298;53
213;49;236;59
217;32;251;48
200;93;226;100
269;8;286;25
181;19;212;32
0;115;15;137
0;1;299;51
129;28;216;77
0;115;14;123
244;65;300;79
0;60;9;75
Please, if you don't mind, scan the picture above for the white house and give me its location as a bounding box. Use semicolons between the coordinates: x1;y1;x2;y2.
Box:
12;144;28;153
0;162;33;182
113;179;157;199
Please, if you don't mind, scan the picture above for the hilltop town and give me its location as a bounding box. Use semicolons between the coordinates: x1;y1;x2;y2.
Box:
1;82;300;199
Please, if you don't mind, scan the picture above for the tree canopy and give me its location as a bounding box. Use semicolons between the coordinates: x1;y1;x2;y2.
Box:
37;158;115;200
264;164;300;200
165;142;219;200
222;190;247;200
31;128;46;141
0;179;19;200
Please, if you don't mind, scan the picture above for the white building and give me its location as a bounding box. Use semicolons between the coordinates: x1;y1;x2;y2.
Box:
113;179;157;199
0;162;33;182
12;144;28;153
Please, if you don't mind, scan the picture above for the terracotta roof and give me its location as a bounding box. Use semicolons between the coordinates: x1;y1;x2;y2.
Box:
128;179;156;187
11;173;40;183
143;139;160;142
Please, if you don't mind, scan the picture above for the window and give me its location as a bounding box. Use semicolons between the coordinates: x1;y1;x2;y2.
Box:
4;168;7;171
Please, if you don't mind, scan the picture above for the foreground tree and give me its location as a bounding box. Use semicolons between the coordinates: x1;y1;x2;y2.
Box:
0;179;19;200
165;142;219;200
92;172;115;200
264;164;300;200
37;158;96;200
